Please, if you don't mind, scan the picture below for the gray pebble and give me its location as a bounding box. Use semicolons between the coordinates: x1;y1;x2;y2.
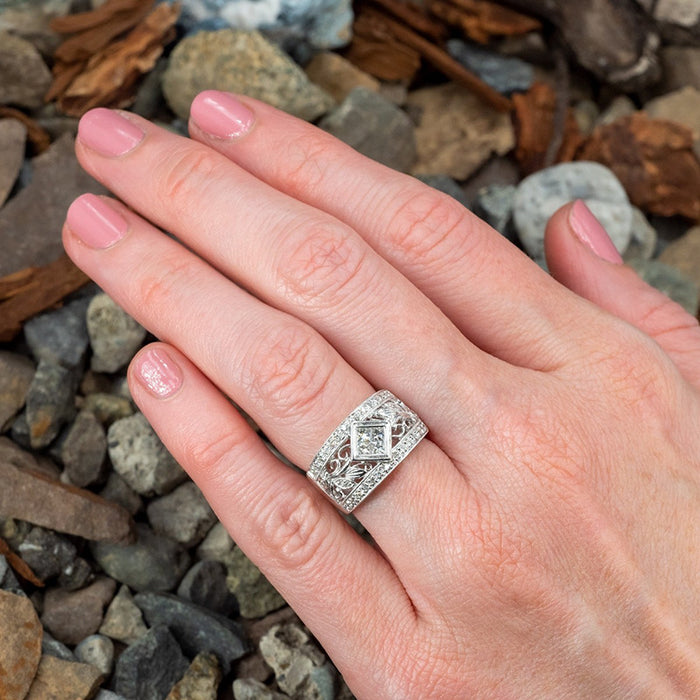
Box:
196;521;235;563
447;39;534;94
41;629;75;662
147;481;217;548
114;624;189;700
474;184;517;237
178;559;238;616
107;412;186;496
82;393;134;426
0;31;52;108
87;293;147;373
25;359;77;449
94;691;127;700
18;527;79;583
629;259;700;316
0;118;26;207
233;678;289;700
74;634;115;676
99;472;143;517
259;623;336;700
23;296;91;369
10;411;31;449
0;350;34;432
91;523;190;593
319;87;416;172
0;554;21;594
225;546;286;619
99;584;148;645
61;410;108;487
134;591;249;675
513;162;633;264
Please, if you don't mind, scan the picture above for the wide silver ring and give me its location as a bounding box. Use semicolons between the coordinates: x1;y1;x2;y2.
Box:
307;390;428;513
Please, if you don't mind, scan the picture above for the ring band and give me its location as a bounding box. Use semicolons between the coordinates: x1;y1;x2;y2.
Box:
307;390;428;513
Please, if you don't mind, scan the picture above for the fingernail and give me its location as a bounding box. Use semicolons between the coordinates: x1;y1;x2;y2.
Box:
67;194;127;249
134;347;183;399
78;108;144;156
190;90;255;140
568;200;623;264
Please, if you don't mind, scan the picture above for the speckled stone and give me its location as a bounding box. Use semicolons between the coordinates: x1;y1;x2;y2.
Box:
513;161;633;264
24;654;104;700
165;651;222;700
107;412;186;496
162;29;334;121
99;584;148;645
87;293;147;373
74;634;115;676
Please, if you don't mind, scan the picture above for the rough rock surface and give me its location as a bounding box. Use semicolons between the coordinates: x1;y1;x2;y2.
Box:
0;351;34;432
99;584;148;645
0;118;26;207
74;634;115;676
61;410;108;487
225;546;286;619
0;134;106;276
25;654;104;700
41;577;117;646
305;51;379;103
319;87;416;172
165;651;222;700
406;83;515;180
0;31;52;108
134;592;249;674
0;590;42;700
163;29;334;121
107;412;187;496
659;226;700;290
113;624;189;700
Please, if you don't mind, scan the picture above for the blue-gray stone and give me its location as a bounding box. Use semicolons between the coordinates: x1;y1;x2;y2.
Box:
629;259;699;315
0;555;21;595
23;296;91;369
319;87;416;172
474;184;517;236
513;162;633;264
178;0;353;49
24;359;77;449
177;559;238;616
416;175;470;208
114;624;189;700
41;630;75;662
447;39;534;95
91;523;190;593
134;591;249;675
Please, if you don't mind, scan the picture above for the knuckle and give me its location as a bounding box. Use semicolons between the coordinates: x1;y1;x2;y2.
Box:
278;220;366;308
257;487;328;570
156;146;227;204
188;430;246;485
385;188;473;264
280;131;334;199
636;293;700;343
136;255;194;311
245;323;335;421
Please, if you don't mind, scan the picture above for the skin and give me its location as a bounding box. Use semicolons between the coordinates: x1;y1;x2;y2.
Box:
63;93;700;698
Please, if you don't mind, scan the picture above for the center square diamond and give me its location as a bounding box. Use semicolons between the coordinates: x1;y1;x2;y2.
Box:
350;420;392;461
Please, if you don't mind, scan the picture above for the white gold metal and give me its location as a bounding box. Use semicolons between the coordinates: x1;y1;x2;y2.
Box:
307;390;428;513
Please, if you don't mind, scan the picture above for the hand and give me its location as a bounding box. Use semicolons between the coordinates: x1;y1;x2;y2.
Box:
63;91;700;697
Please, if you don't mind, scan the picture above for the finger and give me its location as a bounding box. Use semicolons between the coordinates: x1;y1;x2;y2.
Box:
72;107;513;450
127;342;416;696
545;200;700;387
62;193;471;578
187;90;592;371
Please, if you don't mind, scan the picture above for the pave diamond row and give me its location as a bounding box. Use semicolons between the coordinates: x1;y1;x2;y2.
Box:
307;391;428;513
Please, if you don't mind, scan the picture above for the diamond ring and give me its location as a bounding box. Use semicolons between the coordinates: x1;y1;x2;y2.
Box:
307;390;428;513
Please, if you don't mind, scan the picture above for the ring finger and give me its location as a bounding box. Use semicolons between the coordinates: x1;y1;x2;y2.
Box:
63;194;469;581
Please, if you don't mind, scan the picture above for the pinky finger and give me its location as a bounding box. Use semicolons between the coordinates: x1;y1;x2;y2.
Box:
127;342;415;692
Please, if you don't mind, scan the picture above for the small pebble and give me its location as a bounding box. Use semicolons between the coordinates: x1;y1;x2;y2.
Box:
166;651;222;700
87;293;147;373
99;584;148;645
0;351;34;433
74;634;115;676
61;410;108;487
233;678;289;700
178;560;238;616
196;521;235;563
225;546;286;619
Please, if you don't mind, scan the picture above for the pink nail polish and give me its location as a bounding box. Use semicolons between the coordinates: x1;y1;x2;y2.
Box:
67;194;127;249
190;90;255;140
134;347;183;399
568;200;623;264
78;108;144;156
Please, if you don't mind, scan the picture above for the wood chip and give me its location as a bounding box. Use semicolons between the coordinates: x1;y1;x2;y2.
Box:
428;0;541;43
513;81;582;174
47;0;179;116
369;0;446;41
0;107;50;154
578;113;700;220
0;255;90;343
346;10;423;81
0;536;43;588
